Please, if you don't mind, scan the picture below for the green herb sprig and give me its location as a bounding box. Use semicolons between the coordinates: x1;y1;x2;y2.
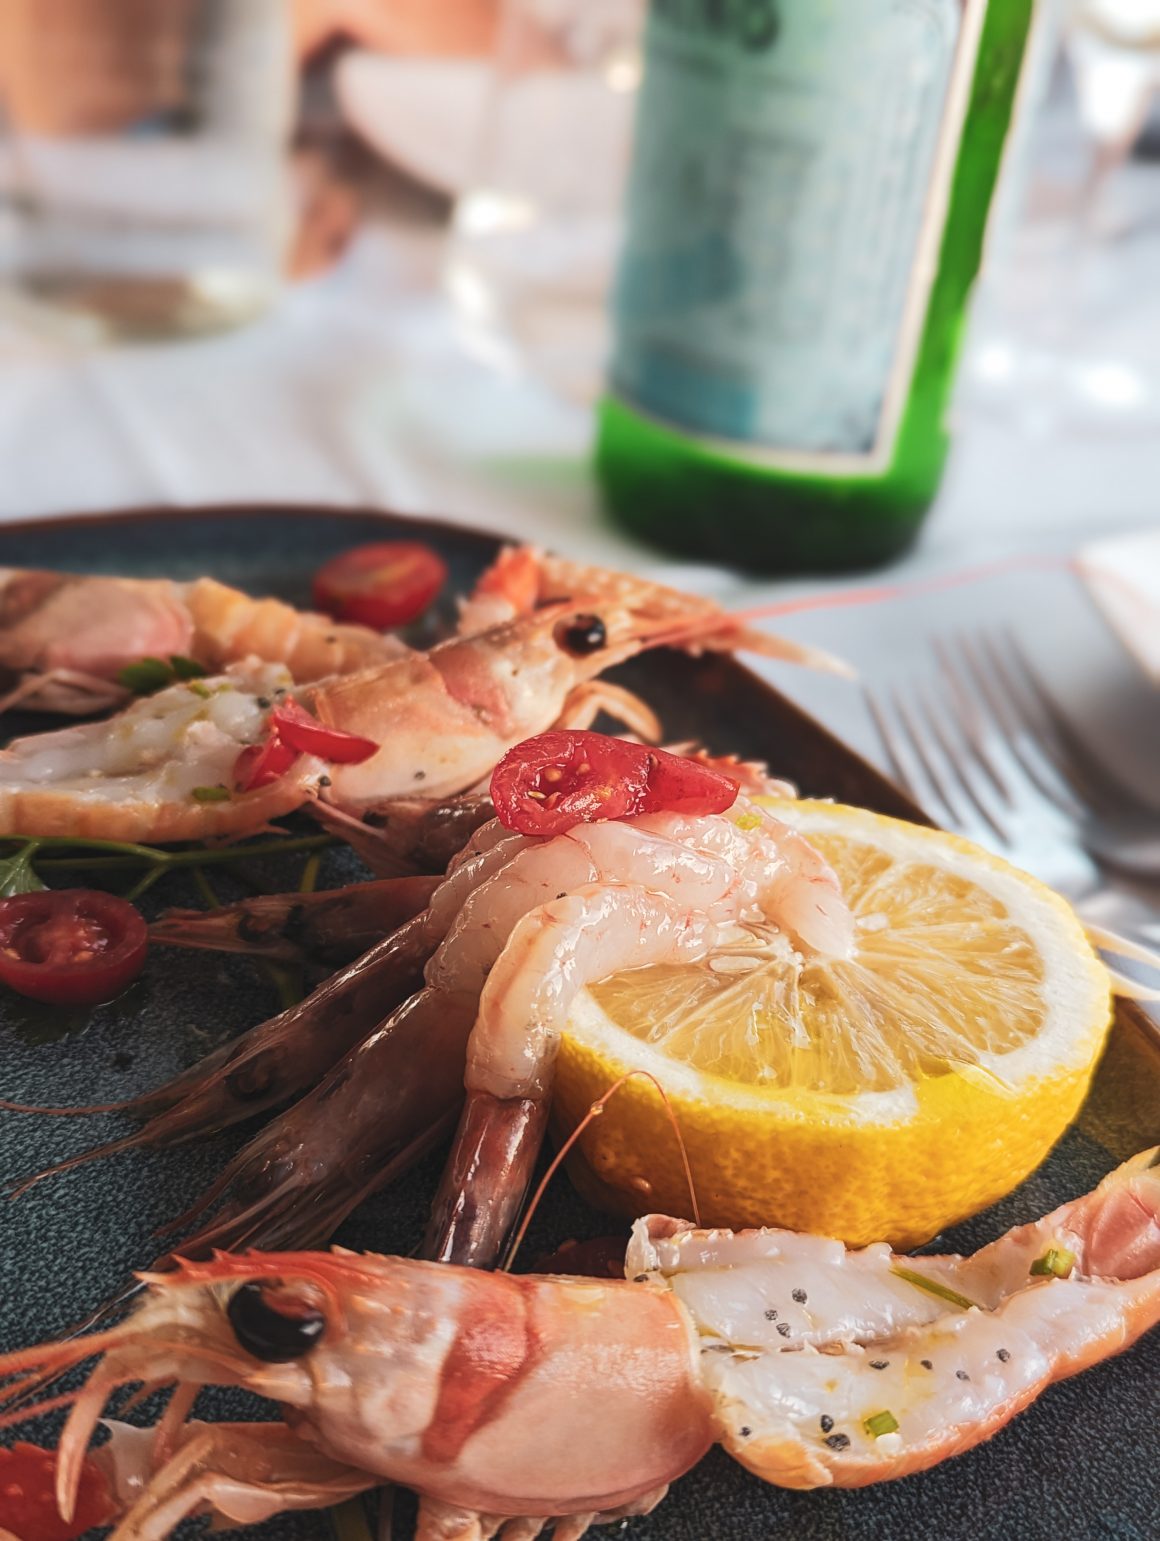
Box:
116;654;207;694
0;833;334;904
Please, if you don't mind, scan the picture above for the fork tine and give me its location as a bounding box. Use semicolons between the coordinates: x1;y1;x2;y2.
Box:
956;634;1085;818
888;687;986;837
908;683;1011;846
932;637;1017;809
863;685;953;828
1001;632;1159;818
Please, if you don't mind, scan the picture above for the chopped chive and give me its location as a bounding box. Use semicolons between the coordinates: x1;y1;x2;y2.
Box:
863;1410;899;1439
169;654;207;680
1030;1246;1075;1279
186;681;212;700
191;785;230;803
890;1266;980;1313
116;657;173;694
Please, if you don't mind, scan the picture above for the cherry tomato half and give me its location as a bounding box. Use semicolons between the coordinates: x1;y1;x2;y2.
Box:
490;732;739;838
312;541;448;630
0;890;148;1006
0;1442;116;1541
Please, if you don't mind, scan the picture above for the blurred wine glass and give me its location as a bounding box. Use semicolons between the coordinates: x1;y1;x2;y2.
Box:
443;0;646;403
0;0;295;338
958;1;1160;438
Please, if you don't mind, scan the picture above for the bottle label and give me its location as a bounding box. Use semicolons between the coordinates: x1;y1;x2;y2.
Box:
611;0;987;472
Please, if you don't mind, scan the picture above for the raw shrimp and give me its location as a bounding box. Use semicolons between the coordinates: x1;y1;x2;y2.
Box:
0;570;406;715
427;798;854;1264
151;875;441;966
0;663;318;843
628;1146;1160;1488
0;551;842;842
0;1152;1155;1540
135;803;851;1263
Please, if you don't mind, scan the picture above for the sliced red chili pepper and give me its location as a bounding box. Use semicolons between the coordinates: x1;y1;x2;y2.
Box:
490;731;738;838
270;701;379;764
0;891;148;1007
232;702;379;792
233;734;301;792
312;541;448;630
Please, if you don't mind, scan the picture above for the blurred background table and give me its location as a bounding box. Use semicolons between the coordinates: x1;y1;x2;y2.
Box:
0;56;1158;784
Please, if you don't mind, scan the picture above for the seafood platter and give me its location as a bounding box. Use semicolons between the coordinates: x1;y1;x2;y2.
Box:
0;507;1154;1541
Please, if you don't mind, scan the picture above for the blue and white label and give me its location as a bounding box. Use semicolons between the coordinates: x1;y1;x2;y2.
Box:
611;0;981;467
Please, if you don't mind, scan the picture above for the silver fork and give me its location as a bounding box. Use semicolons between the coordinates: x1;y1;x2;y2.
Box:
864;630;1160;941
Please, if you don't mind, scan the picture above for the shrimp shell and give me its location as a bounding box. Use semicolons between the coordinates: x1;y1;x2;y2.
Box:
0;1153;1154;1539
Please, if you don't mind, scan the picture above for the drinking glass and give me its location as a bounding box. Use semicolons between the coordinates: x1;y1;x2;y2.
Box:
0;0;295;338
443;0;646;400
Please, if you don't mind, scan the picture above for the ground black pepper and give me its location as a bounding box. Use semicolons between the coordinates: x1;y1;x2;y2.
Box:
996;1348;1010;1363
825;1433;851;1451
792;1288;807;1304
819;1415;833;1434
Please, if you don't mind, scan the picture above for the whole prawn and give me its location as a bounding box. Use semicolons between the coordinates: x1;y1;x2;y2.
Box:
0;550;842;843
8;780;845;1267
0;1151;1155;1540
141;795;852;1261
0;569;407;715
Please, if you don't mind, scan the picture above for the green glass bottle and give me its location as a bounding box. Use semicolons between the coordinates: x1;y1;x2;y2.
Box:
597;0;1036;573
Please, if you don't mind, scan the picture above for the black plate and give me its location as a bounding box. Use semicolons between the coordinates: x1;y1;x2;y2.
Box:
0;506;1156;1541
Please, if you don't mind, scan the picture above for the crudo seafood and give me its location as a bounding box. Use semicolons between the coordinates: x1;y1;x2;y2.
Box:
0;1152;1155;1539
0;568;408;715
8;758;848;1270
0;551;841;843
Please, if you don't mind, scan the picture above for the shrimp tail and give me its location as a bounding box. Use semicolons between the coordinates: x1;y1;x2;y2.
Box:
423;1092;550;1267
150;876;439;966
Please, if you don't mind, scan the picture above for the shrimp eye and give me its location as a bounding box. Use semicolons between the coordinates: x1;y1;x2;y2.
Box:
228;1280;326;1362
555;614;607;657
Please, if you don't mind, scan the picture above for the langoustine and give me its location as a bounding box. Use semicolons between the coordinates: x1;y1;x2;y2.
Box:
0;1151;1156;1539
0;550;841;843
0;568;408;715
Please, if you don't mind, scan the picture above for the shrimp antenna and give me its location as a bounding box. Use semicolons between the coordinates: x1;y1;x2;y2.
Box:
0;1096;137;1116
5;1129;148;1200
501;1069;700;1273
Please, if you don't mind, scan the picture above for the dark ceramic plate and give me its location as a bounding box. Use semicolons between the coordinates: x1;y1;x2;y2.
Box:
0;507;1156;1541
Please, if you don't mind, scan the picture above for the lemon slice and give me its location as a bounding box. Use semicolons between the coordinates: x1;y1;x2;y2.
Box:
554;801;1112;1248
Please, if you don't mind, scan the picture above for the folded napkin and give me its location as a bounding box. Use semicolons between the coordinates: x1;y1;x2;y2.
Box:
1078;528;1160;685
